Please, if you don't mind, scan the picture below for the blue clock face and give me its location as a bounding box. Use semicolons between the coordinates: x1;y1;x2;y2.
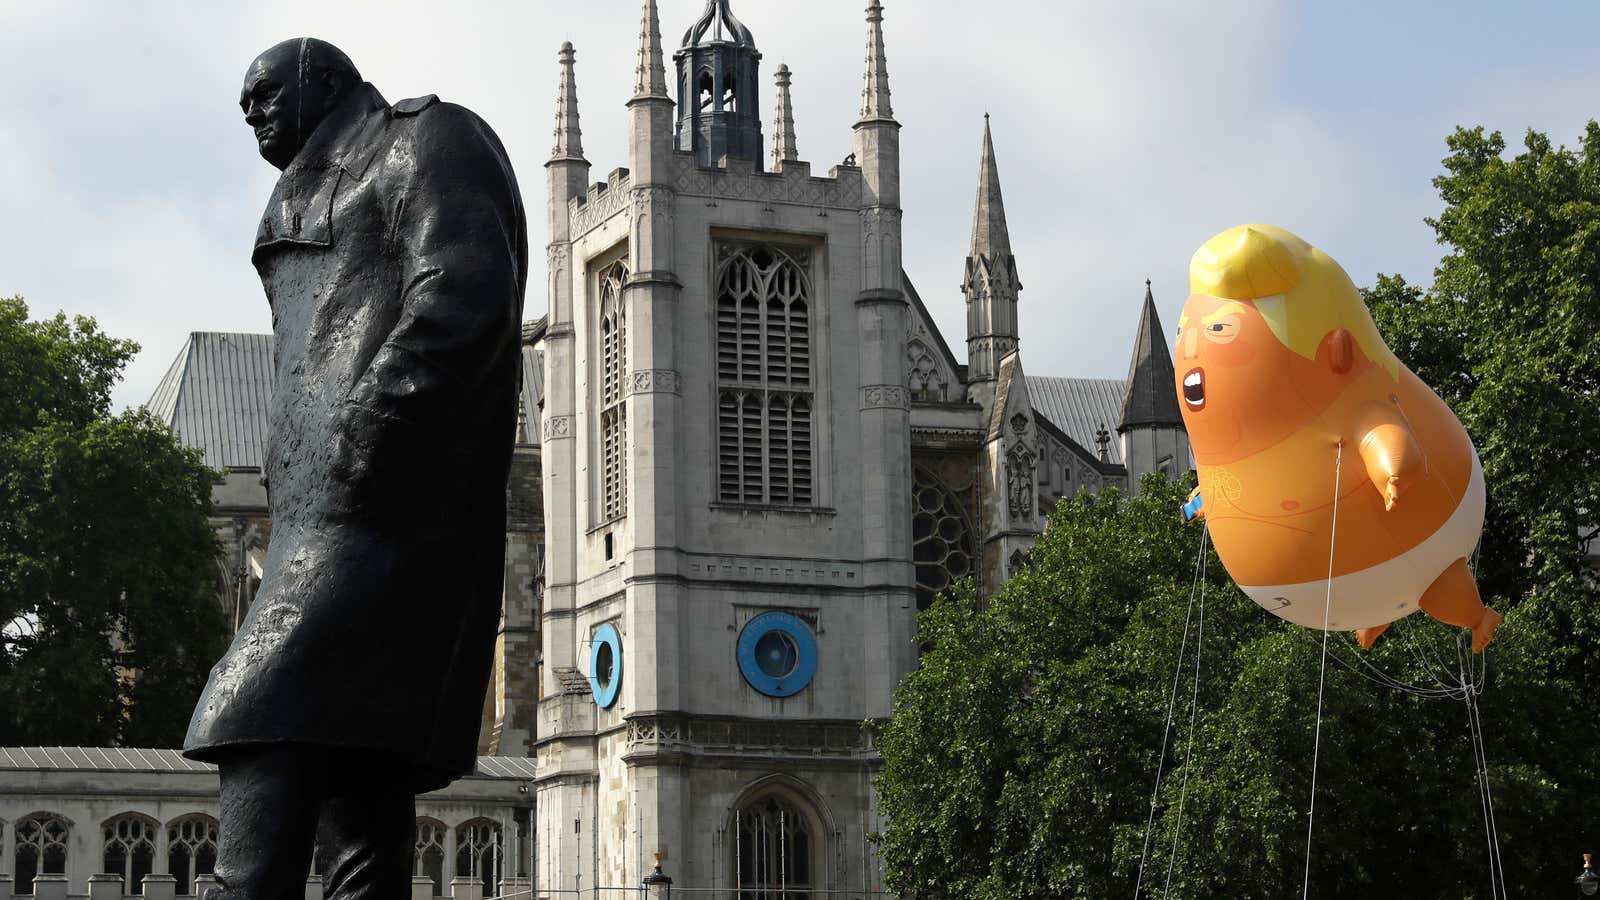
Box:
589;622;622;709
737;612;817;697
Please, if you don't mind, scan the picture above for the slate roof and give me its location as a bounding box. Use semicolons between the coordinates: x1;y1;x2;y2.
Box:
147;333;274;470
0;747;537;780
1119;282;1184;431
1028;376;1128;466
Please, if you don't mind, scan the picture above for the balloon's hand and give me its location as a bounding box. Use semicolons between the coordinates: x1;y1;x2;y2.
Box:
1182;487;1205;522
1358;422;1421;511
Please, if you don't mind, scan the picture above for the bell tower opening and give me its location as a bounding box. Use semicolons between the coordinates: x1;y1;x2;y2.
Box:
674;0;764;167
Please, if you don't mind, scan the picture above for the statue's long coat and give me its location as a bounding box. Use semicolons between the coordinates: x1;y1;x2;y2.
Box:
184;83;527;791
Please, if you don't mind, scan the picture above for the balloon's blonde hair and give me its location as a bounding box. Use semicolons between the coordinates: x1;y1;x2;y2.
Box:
1189;224;1399;380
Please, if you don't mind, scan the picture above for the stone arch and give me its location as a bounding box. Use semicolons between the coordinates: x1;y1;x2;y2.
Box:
453;817;504;898
165;813;219;896
412;817;448;897
906;339;949;402
724;773;836;895
102;812;160;894
15;812;72;895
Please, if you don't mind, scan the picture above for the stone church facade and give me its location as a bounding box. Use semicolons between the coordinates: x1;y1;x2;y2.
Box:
521;0;1187;895
4;2;1190;898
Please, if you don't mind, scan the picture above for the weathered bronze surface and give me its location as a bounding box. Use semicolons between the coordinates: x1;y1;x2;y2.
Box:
182;39;525;894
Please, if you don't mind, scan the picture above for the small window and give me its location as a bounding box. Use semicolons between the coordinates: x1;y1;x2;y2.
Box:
167;815;219;896
15;813;69;895
412;819;447;897
734;794;815;897
455;819;504;899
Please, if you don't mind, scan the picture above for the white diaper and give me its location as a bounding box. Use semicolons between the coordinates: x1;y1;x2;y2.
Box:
1238;450;1484;631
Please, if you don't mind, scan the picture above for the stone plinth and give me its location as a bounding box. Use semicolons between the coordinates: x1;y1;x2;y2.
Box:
449;877;483;900
498;876;532;899
193;873;220;898
87;874;123;900
29;874;67;900
142;872;178;900
412;875;437;900
304;874;323;900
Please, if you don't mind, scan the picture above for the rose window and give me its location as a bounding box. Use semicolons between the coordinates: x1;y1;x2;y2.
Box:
912;469;975;610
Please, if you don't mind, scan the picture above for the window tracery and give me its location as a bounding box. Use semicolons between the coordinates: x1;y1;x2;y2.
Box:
716;244;814;506
103;813;157;894
734;794;813;899
912;467;976;611
166;815;218;896
906;339;947;402
412;818;447;896
598;259;629;523
455;818;503;899
15;813;69;895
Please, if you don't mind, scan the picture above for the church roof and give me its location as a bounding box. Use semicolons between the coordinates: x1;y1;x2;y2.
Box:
1119;281;1184;431
0;746;537;780
1028;376;1127;466
147;332;273;470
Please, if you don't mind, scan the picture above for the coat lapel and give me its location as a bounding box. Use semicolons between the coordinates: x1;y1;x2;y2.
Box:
252;83;390;263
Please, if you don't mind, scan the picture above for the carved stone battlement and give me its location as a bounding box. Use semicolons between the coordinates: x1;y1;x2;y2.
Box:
568;172;633;236
670;150;863;210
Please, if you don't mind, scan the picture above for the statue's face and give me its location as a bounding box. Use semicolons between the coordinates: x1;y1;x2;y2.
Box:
240;43;339;170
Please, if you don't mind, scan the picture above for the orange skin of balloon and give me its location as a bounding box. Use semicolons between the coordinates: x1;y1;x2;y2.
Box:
1175;293;1475;588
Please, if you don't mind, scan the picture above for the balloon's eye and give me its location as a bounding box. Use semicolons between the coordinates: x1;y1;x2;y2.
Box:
1202;316;1241;344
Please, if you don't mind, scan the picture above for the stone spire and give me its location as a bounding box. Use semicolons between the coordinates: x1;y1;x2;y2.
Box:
633;0;669;101
969;114;1014;264
858;0;895;124
551;41;584;162
1118;280;1185;431
771;64;798;169
963;116;1020;385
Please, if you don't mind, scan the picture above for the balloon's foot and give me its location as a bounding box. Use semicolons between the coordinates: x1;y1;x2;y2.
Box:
1471;608;1501;654
1354;624;1389;649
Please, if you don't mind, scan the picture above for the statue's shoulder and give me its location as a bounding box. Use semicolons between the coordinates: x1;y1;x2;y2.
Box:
392;94;440;117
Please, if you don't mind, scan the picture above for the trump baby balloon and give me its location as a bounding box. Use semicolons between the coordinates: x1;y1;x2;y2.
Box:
1176;224;1500;652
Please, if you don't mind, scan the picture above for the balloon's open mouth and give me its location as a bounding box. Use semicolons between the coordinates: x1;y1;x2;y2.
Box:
1183;367;1205;410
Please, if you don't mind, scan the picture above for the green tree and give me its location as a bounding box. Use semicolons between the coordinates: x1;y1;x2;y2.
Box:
0;296;226;746
875;123;1600;898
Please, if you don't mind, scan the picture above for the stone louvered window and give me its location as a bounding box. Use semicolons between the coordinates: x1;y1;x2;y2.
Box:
716;244;813;506
455;819;503;900
412;818;447;897
103;814;157;894
598;260;629;523
734;794;814;899
167;815;218;897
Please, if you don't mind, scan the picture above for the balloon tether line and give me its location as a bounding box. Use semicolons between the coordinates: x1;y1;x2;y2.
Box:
1132;524;1208;900
1160;529;1207;899
1302;440;1342;899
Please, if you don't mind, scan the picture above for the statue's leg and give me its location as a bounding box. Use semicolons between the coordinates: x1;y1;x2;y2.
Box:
210;744;322;900
317;752;416;900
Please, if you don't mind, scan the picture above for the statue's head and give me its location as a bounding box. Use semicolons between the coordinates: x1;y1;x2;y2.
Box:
241;38;362;170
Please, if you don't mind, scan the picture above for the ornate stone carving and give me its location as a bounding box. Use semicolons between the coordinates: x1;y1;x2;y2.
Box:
572;175;633;236
542;415;573;441
627;369;680;395
861;384;910;410
1010;413;1029;436
626;713;875;754
1006;444;1037;520
671;153;863;209
911;426;985;448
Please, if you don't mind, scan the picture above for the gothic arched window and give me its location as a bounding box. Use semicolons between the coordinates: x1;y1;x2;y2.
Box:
598;259;629;523
167;815;218;896
15;813;69;895
906;339;947;402
716;244;814;506
455;818;503;899
734;794;814;899
103;813;158;894
413;818;447;897
912;467;976;611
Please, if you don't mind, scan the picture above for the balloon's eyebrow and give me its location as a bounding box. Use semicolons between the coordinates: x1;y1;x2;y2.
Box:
1201;301;1250;324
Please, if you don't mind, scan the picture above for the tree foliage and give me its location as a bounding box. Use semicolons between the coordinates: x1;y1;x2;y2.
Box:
876;123;1600;898
0;296;226;746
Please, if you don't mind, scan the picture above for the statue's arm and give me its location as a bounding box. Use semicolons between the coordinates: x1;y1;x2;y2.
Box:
1356;404;1424;510
345;103;527;433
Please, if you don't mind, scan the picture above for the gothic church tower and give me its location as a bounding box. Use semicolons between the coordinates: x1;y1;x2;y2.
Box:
533;2;914;894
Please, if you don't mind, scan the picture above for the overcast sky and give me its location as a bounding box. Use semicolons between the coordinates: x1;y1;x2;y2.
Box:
4;0;1599;411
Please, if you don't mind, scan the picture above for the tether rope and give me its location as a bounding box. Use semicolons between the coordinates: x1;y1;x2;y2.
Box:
1132;525;1209;900
1161;529;1209;899
1302;440;1343;899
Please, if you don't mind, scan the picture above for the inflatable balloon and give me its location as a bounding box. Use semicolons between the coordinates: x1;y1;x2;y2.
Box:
1176;224;1500;652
